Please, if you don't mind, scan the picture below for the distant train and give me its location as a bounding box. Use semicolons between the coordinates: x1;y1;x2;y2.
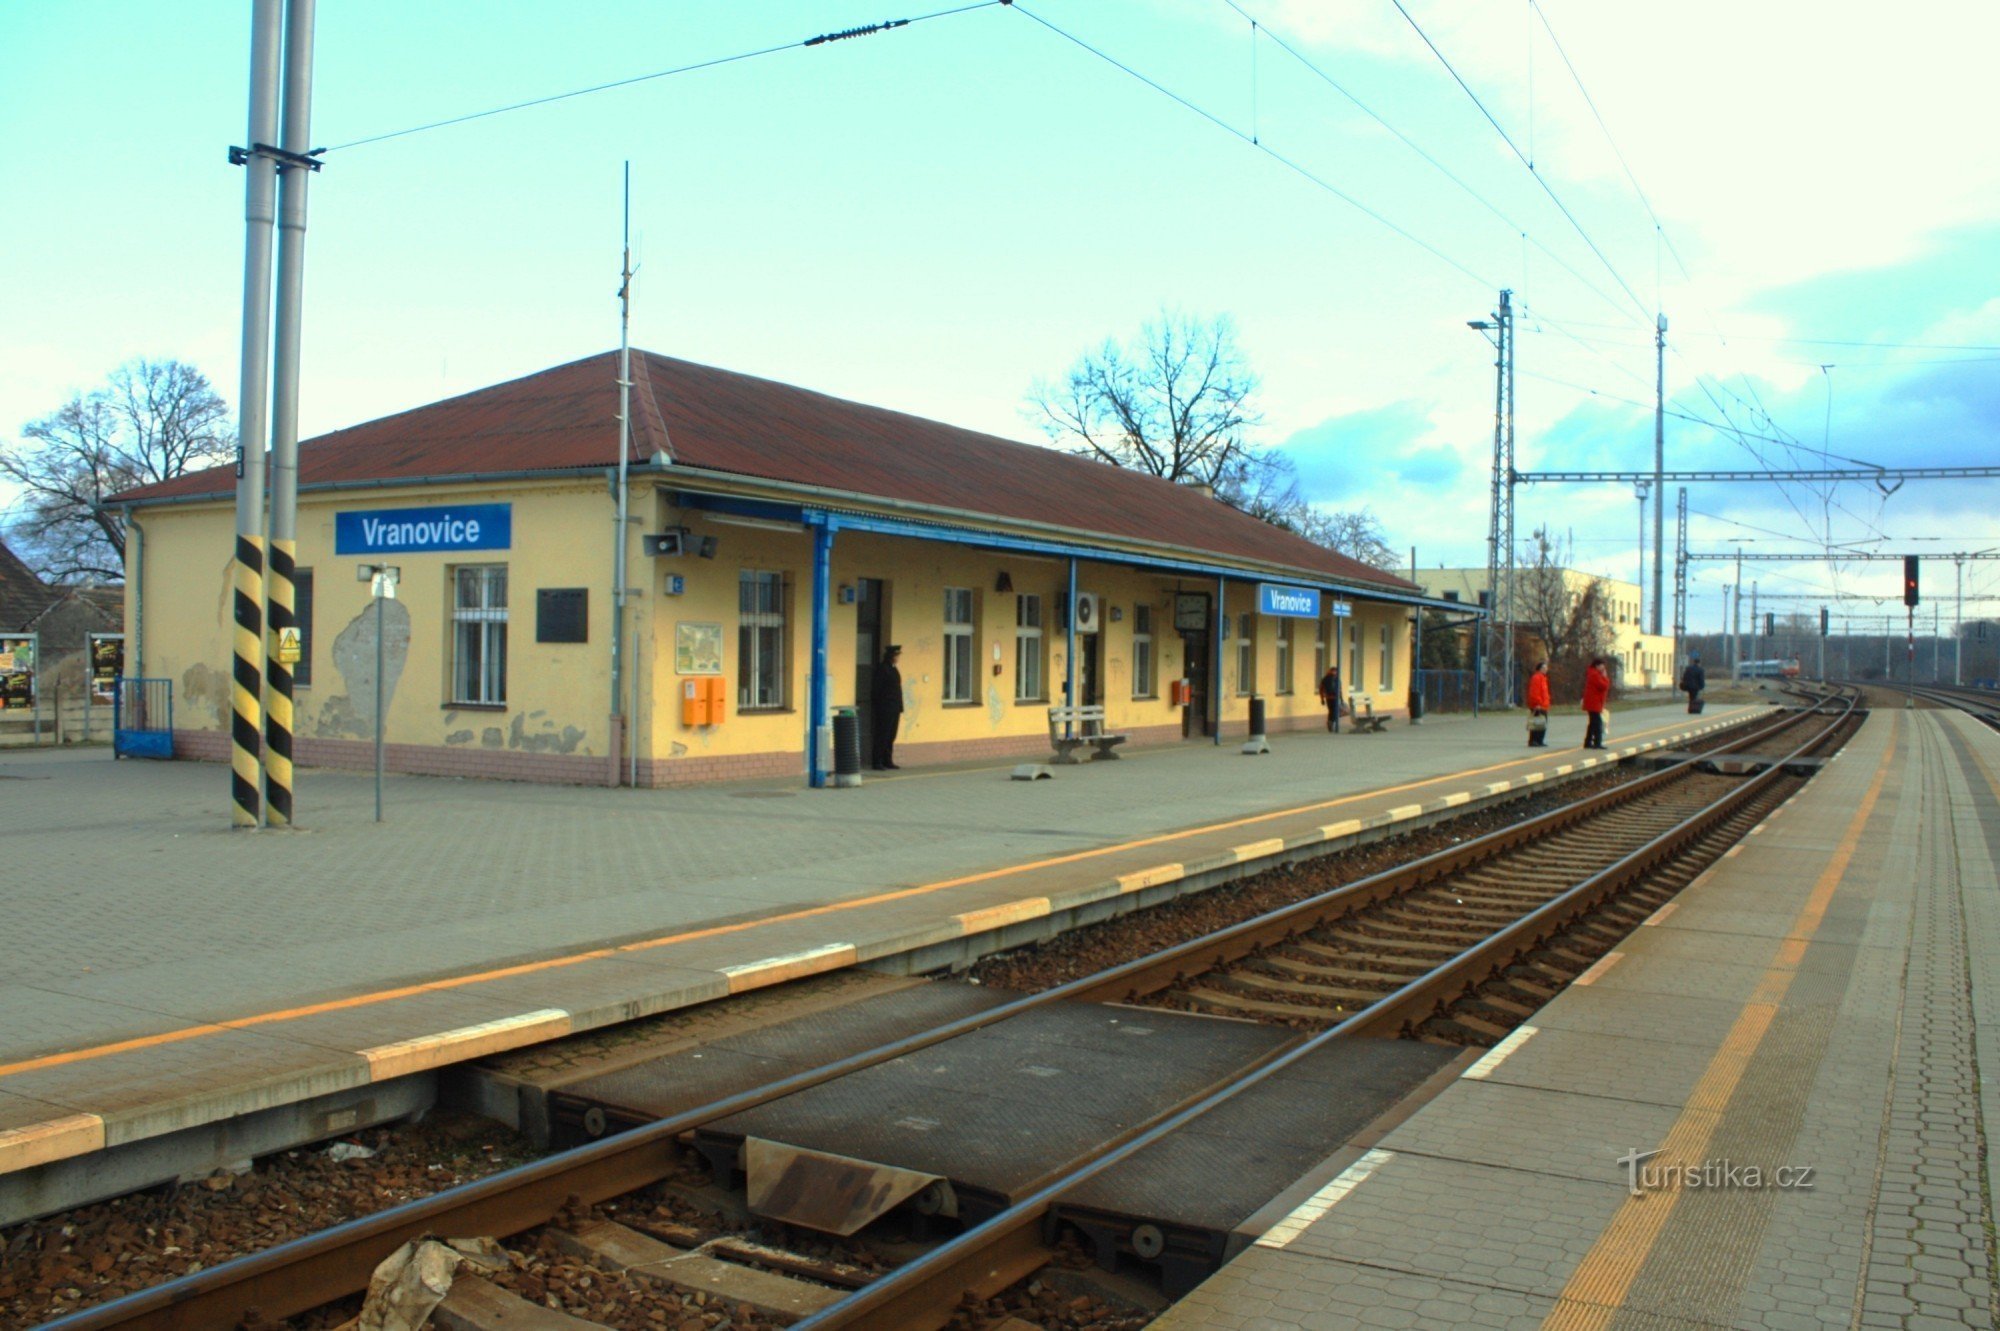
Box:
1736;658;1802;680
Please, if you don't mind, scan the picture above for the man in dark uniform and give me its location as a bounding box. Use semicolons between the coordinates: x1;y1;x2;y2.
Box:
871;644;904;770
1680;652;1706;714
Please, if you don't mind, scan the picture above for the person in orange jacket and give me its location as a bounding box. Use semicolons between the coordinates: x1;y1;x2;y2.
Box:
1581;657;1612;749
1525;661;1551;746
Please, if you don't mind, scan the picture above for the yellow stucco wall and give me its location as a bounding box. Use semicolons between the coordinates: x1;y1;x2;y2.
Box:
130;478;1417;780
130;479;620;765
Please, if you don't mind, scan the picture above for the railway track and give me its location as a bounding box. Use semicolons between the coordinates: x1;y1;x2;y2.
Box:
40;695;1860;1331
1909;682;2000;731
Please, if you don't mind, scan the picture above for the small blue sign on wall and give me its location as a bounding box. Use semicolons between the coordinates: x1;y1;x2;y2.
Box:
335;503;511;555
1257;583;1321;618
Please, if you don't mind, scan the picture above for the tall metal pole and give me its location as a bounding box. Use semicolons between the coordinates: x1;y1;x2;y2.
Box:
1480;292;1508;709
374;584;385;823
1671;487;1688;673
1651;314;1666;635
1634;481;1648;631
230;0;282;829
1501;291;1516;706
1751;581;1759;661
611;163;633;787
1731;552;1742;674
1956;556;1965;685
264;0;316;828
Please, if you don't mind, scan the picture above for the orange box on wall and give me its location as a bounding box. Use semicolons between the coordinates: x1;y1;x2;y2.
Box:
682;676;728;727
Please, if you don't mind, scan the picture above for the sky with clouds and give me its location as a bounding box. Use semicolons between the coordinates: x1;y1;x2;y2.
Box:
2;0;1995;631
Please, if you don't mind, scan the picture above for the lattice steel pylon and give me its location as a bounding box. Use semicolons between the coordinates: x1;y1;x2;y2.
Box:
1478;289;1515;707
1671;486;1688;674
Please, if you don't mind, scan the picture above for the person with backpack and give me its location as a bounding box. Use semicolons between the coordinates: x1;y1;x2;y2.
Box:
1317;662;1342;733
1680;653;1707;714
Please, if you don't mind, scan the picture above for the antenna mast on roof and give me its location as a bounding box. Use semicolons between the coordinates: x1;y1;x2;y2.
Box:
611;162;633;786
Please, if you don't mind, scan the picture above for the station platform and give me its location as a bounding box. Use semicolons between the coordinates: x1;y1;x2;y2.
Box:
0;700;1753;1215
1151;705;2000;1330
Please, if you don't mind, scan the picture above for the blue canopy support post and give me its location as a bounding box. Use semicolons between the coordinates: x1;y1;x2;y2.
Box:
1215;575;1227;745
806;513;835;788
1334;613;1344;722
1065;558;1078;740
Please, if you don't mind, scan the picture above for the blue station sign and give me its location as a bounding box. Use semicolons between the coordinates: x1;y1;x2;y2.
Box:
335;503;511;555
1257;583;1321;618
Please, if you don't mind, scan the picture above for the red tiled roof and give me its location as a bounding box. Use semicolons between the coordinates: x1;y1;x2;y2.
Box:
0;538;60;630
113;352;1416;592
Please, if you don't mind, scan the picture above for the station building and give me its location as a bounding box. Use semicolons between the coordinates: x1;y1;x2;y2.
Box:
112;352;1454;788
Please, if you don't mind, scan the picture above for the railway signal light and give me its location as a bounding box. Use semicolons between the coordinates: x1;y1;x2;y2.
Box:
1904;555;1920;607
1766;612;1775;637
1820;606;1829;637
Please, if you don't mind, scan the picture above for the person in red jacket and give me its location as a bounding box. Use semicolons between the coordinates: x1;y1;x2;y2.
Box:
1525;661;1552;746
1581;657;1611;749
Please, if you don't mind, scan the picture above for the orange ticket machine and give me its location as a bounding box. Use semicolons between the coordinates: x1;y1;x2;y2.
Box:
681;675;728;726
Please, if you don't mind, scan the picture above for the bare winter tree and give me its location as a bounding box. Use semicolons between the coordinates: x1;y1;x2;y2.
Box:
1028;311;1262;486
1;359;232;581
1512;526;1615;697
1294;506;1398;570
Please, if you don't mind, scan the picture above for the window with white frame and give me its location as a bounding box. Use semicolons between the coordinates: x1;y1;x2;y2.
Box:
1379;622;1395;692
944;587;975;703
1236;612;1255;695
1132;604;1155;697
1275;618;1294;693
1015;593;1044;701
1314;618;1328;681
738;570;787;709
451;565;508;706
1348;618;1364;692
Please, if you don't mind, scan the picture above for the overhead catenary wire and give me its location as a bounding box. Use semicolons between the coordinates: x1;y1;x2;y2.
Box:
325;1;1003;152
1009;3;1498;291
1216;0;1630;322
1383;0;1652;324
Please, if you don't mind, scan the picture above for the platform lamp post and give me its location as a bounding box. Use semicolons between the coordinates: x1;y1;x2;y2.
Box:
357;563;398;822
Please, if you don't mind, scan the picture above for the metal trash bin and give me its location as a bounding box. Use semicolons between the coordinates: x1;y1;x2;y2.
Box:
832;708;863;787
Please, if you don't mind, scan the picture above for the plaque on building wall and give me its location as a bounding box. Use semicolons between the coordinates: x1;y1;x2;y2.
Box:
536;588;589;643
675;621;723;675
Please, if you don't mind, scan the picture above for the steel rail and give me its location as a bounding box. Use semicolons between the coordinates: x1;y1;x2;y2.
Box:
794;688;1858;1329
41;704;1823;1331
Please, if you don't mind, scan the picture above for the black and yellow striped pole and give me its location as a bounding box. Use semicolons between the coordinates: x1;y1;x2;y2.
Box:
264;541;297;825
263;0;316;828
230;0;282;829
231;536;265;827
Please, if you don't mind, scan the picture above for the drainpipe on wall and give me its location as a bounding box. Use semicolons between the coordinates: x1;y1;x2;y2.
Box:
122;506;144;681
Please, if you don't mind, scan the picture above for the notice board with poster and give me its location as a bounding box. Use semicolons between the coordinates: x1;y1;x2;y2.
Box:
674;622;723;675
0;633;36;710
89;633;125;701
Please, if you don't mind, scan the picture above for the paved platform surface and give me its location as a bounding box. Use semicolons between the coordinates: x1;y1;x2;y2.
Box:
0;701;1753;1182
1151;706;2000;1330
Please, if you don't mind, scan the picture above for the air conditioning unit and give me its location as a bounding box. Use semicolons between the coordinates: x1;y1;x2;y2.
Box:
1073;592;1101;634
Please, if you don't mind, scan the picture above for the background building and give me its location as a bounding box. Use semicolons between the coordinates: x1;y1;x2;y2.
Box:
1414;566;1675;689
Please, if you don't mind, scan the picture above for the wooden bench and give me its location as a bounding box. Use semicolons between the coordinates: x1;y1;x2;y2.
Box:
1047;704;1128;763
1349;699;1391;734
